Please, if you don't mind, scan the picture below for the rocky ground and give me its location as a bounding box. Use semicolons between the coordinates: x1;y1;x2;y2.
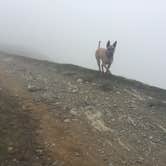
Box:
0;53;166;166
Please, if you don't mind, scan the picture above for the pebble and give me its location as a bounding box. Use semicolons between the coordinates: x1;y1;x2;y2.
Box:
105;97;110;100
50;160;65;166
67;82;79;93
27;84;42;92
8;146;13;152
116;91;121;95
92;82;97;86
72;88;78;93
111;118;115;122
70;108;78;116
75;152;81;157
77;78;83;83
64;119;71;123
51;143;56;147
36;149;43;154
109;161;114;166
12;158;18;162
55;102;61;105
113;104;117;107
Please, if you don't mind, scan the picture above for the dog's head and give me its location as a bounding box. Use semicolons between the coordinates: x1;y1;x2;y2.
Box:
107;40;117;50
107;41;117;56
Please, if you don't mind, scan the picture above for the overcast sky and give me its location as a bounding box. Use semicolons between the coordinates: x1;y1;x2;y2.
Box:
0;0;166;89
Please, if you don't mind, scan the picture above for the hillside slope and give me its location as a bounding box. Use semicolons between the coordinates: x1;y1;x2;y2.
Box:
0;53;166;166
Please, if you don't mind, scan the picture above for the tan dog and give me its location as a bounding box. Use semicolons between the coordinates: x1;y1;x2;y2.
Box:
95;40;117;73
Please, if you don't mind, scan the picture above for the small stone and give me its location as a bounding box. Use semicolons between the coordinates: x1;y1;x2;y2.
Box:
92;82;97;86
68;82;79;93
51;143;56;147
77;78;83;83
36;149;43;154
27;84;42;92
109;161;114;166
8;146;13;152
72;88;78;93
55;102;61;105
51;160;65;166
22;105;26;110
138;157;144;161
128;116;136;126
75;152;81;157
72;118;78;121
70;108;78;116
85;105;94;110
113;104;117;107
98;149;105;154
64;119;71;123
116;91;121;95
135;157;144;164
13;158;17;162
51;161;58;166
105;97;110;100
36;156;39;159
128;104;137;109
148;96;153;100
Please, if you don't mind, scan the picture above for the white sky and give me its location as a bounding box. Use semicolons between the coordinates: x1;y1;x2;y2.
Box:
0;0;166;89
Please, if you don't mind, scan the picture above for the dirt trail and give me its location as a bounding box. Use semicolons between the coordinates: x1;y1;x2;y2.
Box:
0;53;166;166
0;61;105;165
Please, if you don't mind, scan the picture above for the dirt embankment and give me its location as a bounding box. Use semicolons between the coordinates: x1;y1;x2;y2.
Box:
0;53;166;166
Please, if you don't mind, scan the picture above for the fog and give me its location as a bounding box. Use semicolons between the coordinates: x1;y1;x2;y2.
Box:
0;0;166;89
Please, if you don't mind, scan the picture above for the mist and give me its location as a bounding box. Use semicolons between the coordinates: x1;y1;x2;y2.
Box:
0;0;166;89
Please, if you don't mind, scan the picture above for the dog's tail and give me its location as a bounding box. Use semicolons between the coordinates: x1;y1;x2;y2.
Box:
98;40;101;49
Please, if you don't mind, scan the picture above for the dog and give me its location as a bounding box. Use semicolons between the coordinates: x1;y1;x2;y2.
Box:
95;40;117;73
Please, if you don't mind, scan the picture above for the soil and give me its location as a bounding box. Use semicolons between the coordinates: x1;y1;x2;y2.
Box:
0;53;166;166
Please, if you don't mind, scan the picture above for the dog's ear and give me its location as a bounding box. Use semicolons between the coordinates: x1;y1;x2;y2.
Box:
98;40;101;48
113;41;117;47
106;40;110;48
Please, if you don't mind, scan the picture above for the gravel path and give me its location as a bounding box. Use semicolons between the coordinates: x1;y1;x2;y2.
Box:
0;53;166;166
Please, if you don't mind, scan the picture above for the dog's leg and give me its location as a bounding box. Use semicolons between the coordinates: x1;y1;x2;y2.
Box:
103;63;109;74
101;63;104;73
96;59;101;72
106;64;111;74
